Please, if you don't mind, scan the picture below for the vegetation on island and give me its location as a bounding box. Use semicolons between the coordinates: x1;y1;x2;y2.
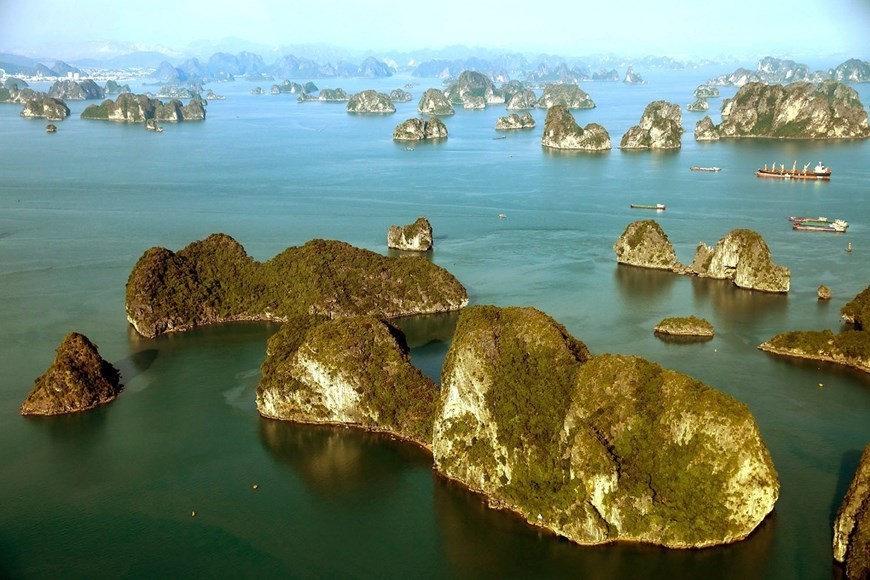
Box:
654;315;714;337
20;332;122;416
834;443;870;579
125;234;468;338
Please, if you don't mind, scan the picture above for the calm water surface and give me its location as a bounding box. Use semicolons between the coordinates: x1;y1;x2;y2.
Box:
0;68;868;578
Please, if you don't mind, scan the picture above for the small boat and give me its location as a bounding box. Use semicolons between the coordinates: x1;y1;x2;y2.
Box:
630;203;666;210
690;166;720;172
498;213;506;219
756;161;831;180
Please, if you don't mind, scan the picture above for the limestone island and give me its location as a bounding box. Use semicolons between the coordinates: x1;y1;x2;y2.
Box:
758;285;870;373
541;105;611;151
620;101;683;149
257;315;437;448
433;306;778;548
21;97;70;121
393;117;447;141
417;88;455;115
614;220;790;293
389;88;413;103
536;84;595;109
623;66;646;84
505;87;538;110
694;116;720;141
687;98;709;112
125;234;467;338
255;304;779;549
444;71;504;110
695;81;870;140
81;94;206;123
654;316;714;338
387;217;433;251
20;332;122;416
347;90;395;114
833;443;870;579
495;112;535;131
298;88;348;103
47;79;105;100
693;85;720;98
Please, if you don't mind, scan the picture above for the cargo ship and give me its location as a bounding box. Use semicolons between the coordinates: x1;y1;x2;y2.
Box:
756;161;831;180
630;203;666;210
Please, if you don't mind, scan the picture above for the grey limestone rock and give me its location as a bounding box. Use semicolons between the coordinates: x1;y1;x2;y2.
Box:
387;217;433;251
541;105;610;151
495;112;535;130
620;100;683;149
347;89;396;113
536;83;595;109
417;88;454;115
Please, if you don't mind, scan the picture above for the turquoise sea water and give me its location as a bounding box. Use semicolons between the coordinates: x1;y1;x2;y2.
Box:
0;68;868;578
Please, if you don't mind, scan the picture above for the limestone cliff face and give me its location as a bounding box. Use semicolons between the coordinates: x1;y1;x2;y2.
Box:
833;444;870;579
829;58;870;83
695;229;790;292
81;94;205;123
125;234;468;338
506;89;537;110
495;112;535;130
47;79;105;100
687;98;708;112
387;217;433;251
392;117;448;141
20;97;70;121
694;116;720;141
842;285;870;329
620;101;683;149
298;88;349;102
444;71;504;109
433;305;779;548
20;333;122;416
694;85;720;98
623;66;645;84
536;84;595;109
417;88;455;115
717;81;870;139
541;105;610;151
613;220;679;270
389;88;412;103
347;89;396;113
257;316;437;447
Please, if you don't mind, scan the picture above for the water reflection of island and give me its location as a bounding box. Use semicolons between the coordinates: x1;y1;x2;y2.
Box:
434;473;777;578
690;277;788;328
614;263;676;302
258;418;430;500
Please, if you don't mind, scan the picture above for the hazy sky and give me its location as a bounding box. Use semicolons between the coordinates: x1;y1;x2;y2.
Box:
0;0;867;60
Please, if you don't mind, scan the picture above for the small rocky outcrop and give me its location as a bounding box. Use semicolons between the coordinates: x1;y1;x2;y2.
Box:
47;79;105;100
20;333;122;416
20;97;70;121
614;220;679;270
694;116;720;141
495;112;535;130
104;80;131;94
45;124;57;133
623;66;645;84
818;285;832;300
715;81;870;139
444;71;504;109
693;229;790;292
272;81;304;94
620;101;683;149
654;316;714;337
387;217;433;251
298;88;348;102
417;88;455;115
758;285;870;373
389;88;413;103
505;89;537;110
125;234;468;338
536;84;595;109
347;90;395;113
541;105;610;151
833;444;870;579
433;305;779;548
256;315;437;447
393;117;448;141
687;98;709;112
694;85;720;98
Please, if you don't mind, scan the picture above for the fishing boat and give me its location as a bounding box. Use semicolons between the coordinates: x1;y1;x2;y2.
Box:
756;161;831;180
630;203;666;210
690;166;720;172
793;221;847;233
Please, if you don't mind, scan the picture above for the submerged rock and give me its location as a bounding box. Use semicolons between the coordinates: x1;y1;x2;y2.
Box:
20;333;122;416
433;305;779;548
541;105;610;151
620;101;683;149
833;444;870;579
257;316;437;447
388;216;433;251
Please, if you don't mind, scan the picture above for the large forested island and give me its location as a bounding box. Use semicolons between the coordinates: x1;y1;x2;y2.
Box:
257;305;779;549
82;93;206;122
125;234;468;338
